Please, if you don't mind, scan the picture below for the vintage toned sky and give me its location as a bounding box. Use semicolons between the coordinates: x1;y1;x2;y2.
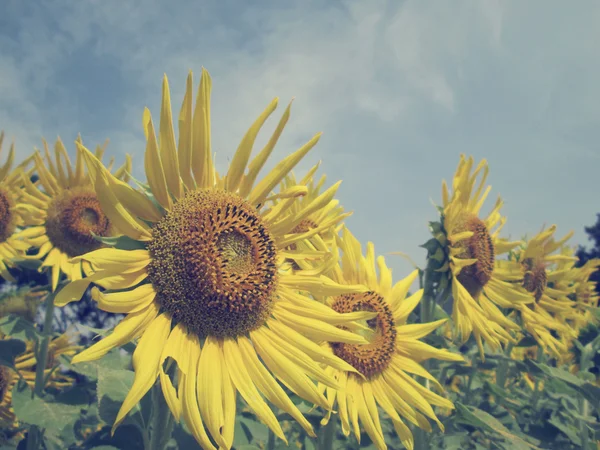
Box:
1;0;599;277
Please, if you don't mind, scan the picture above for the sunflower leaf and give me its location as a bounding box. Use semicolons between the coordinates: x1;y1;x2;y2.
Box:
0;338;26;368
11;380;83;430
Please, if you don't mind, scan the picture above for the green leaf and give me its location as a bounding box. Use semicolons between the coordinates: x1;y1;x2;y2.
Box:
90;446;120;450
11;258;43;270
547;414;581;446
0;314;40;341
66;347;131;381
97;367;135;424
0;338;26;368
523;360;600;409
455;403;538;449
11;380;83;430
91;233;147;250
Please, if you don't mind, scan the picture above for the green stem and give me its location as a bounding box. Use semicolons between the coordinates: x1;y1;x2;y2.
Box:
33;287;56;396
318;416;336;450
27;280;57;450
267;429;276;450
580;398;590;450
530;347;544;412
149;382;175;450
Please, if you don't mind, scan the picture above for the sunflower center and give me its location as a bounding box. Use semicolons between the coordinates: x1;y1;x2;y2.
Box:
521;257;547;302
0;365;11;403
330;292;396;379
453;214;495;298
147;189;278;339
0;187;16;244
45;188;111;257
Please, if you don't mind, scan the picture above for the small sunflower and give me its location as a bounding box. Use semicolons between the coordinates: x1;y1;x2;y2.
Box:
430;155;533;356
269;170;350;272
55;69;374;449
507;225;579;357
0;333;78;432
20;136;132;291
317;227;463;450
554;247;600;334
0;131;38;282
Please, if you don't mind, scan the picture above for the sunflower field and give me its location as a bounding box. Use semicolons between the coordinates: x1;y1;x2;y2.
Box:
0;69;599;450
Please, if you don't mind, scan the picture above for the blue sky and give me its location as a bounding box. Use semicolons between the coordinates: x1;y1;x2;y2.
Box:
1;0;599;278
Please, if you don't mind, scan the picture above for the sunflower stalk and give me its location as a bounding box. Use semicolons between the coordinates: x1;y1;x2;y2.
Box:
149;380;175;450
414;263;437;450
26;277;57;450
318;415;337;450
495;342;514;389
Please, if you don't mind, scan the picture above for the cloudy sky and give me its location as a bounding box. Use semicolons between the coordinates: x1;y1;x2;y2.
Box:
1;0;599;278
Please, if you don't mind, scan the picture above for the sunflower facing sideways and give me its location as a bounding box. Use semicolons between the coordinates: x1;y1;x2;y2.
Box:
505;225;579;358
316;227;463;450
19;137;132;291
429;155;533;357
54;68;377;450
0;131;37;282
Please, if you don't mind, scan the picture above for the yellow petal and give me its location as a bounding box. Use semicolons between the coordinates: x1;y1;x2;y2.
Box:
144;109;173;210
226;98;279;193
72;302;159;363
238;100;293;198
197;337;227;449
92;284;156;314
191;68;213;189
221;338;286;442
248;133;322;206
113;313;171;432
178;72;195;190
159;75;183;199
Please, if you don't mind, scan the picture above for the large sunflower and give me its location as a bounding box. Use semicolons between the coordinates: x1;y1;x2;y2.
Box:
20;137;132;291
433;155;533;356
54;69;375;449
317;227;463;450
0;333;78;433
0;131;38;281
506;225;578;357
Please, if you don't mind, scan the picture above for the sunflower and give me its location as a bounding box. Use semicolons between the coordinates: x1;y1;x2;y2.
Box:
19;136;132;291
554;246;600;335
269;170;350;272
316;227;463;450
54;69;375;449
0;333;78;432
431;155;533;356
507;225;579;357
0;131;39;282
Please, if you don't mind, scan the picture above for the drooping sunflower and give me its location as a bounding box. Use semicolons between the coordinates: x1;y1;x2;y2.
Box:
20;136;132;291
554;246;600;335
0;131;38;282
0;333;78;432
430;155;533;356
55;69;375;449
317;227;463;450
506;225;579;357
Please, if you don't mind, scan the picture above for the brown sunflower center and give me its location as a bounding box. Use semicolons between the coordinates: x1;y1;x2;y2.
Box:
330;292;396;379
0;365;12;404
521;257;547;302
147;189;278;339
45;188;111;257
453;214;495;298
0;187;16;244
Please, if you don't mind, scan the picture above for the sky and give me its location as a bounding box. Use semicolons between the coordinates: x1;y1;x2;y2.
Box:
1;0;599;279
